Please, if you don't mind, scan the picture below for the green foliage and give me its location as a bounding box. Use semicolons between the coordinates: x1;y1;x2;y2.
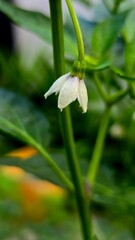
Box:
91;12;127;58
0;0;135;239
0;53;54;97
124;41;135;76
122;9;135;42
0;154;69;187
0;0;77;57
0;88;50;147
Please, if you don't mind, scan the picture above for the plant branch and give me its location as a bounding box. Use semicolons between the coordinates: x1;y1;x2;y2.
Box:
94;72;109;103
87;107;110;186
94;72;129;106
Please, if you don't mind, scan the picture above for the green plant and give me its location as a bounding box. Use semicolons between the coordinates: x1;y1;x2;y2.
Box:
0;0;135;239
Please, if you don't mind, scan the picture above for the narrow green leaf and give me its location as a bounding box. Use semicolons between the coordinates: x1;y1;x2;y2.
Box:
0;0;77;56
91;12;127;57
0;88;50;147
124;41;135;75
0;0;51;42
112;67;135;80
93;182;135;206
0;89;73;190
0;117;34;145
122;8;135;43
85;55;110;71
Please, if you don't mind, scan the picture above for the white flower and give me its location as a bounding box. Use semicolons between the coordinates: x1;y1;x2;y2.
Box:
44;72;88;113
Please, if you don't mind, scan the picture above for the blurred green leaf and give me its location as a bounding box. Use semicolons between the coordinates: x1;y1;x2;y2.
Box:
122;9;135;43
123;188;135;204
93;235;99;240
91;12;127;57
0;154;69;187
0;152;88;188
103;0;114;12
124;41;135;75
0;0;77;57
85;55;110;71
0;88;50;147
0;1;51;41
93;213;134;240
111;67;135;80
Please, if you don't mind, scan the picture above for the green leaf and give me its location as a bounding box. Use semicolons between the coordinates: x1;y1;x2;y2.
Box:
111;67;135;80
122;9;135;42
85;55;110;71
0;0;51;41
91;12;127;57
93;182;135;208
0;154;69;188
0;152;88;188
0;89;74;190
0;88;50;147
124;41;135;75
124;187;135;205
0;0;77;57
93;235;99;240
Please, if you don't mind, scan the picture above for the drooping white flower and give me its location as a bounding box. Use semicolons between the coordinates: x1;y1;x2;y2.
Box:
44;72;88;113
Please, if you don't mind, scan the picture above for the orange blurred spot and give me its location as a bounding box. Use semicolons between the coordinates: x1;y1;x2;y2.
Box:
7;146;37;159
1;146;37;179
1;146;66;206
20;180;45;220
20;180;65;220
0;166;25;178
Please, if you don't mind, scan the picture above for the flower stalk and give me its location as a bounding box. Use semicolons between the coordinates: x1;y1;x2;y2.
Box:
66;0;85;61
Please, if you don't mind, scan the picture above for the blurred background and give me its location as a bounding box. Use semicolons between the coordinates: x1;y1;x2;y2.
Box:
0;0;135;239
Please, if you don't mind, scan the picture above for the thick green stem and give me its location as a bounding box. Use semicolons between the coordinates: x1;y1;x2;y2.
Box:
59;108;92;240
49;0;92;239
66;0;85;61
112;0;123;14
87;107;110;186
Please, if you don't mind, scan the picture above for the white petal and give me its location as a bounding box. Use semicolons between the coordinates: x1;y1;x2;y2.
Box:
44;72;70;99
58;76;79;110
78;80;88;113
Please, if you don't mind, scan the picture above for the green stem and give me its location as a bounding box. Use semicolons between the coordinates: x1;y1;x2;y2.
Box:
31;142;74;191
87;107;110;186
66;0;85;61
94;72;129;106
59;108;92;239
49;0;92;239
88;74;129;187
108;88;129;105
94;72;109;103
112;0;123;14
